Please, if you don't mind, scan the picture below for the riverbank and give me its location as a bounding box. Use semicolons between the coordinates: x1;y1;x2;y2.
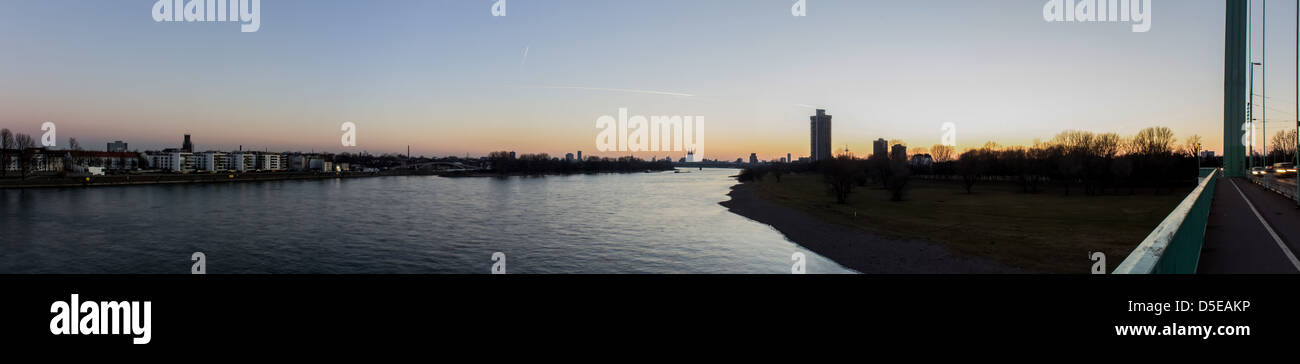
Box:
720;182;1027;274
440;169;676;178
0;170;440;189
0;167;689;188
722;173;1191;273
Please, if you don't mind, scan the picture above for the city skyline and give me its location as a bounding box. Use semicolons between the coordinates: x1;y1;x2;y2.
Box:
1;1;1295;159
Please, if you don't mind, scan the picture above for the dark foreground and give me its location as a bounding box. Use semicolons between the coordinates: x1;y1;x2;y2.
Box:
720;183;1025;274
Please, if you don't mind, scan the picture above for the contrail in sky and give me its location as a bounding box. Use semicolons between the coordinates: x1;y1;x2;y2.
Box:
512;85;695;97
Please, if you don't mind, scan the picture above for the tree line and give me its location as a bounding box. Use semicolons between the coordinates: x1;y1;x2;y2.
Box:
486;151;674;174
741;126;1205;204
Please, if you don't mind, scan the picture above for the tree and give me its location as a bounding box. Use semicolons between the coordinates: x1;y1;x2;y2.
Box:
1094;133;1121;159
487;151;513;173
888;165;910;201
823;155;860;204
869;151;891;188
1025;142;1051;193
957;149;988;194
1052;131;1096;196
1185;134;1205;168
1266;131;1292;165
66;137;83;170
0;128;11;177
1002;147;1032;193
1111;157;1135;195
888;145;911;201
1132;126;1176;156
738;166;767;182
1091;133;1121;194
930;144;954;163
14;133;35;178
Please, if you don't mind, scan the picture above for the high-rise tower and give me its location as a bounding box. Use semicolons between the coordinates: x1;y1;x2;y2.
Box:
810;109;832;161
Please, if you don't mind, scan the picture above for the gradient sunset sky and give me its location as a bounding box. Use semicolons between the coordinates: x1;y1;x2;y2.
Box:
0;0;1295;161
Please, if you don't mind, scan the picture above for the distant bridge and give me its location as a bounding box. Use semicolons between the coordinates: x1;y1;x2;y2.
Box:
399;161;480;171
674;162;749;169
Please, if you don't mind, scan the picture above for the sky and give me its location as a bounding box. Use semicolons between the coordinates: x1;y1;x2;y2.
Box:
0;0;1295;161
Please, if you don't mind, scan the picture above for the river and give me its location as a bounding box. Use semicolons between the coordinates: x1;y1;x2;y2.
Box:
0;169;853;274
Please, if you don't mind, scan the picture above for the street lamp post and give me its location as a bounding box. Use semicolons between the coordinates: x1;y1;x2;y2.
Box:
1251;62;1262;170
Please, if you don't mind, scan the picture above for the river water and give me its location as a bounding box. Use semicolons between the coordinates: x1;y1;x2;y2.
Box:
0;169;852;274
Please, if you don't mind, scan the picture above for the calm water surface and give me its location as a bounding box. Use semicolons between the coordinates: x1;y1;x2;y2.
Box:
0;169;852;274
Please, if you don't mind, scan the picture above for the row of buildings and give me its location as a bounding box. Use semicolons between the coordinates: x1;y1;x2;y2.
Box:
2;134;353;175
143;134;352;173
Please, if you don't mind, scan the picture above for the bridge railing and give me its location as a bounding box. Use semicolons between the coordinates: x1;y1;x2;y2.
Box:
1113;168;1219;274
1247;173;1297;201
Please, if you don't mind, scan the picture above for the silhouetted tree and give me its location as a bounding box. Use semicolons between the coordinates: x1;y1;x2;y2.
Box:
1266;132;1291;165
957;148;988;193
0;128;11;177
930;144;955;163
14;133;35;178
888;149;911;201
824;155;860;204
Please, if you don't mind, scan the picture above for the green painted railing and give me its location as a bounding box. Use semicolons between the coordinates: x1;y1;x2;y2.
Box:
1113;168;1219;274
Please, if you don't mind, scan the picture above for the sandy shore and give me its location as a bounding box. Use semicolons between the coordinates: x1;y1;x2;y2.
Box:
720;182;1028;274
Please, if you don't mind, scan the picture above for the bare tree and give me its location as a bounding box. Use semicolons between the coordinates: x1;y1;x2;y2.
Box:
1185;135;1204;157
1052;131;1095;195
1094;133;1122;159
0;128;11;177
1092;133;1121;194
1266;131;1292;164
1110;157;1134;195
888;144;911;201
14;133;35;178
823;155;860;204
957;148;988;194
1132;126;1176;156
930;144;955;163
1025;141;1052;193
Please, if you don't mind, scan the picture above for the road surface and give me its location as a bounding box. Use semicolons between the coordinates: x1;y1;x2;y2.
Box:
1200;176;1300;273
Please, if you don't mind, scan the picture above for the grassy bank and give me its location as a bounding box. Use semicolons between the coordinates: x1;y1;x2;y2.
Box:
749;173;1191;273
